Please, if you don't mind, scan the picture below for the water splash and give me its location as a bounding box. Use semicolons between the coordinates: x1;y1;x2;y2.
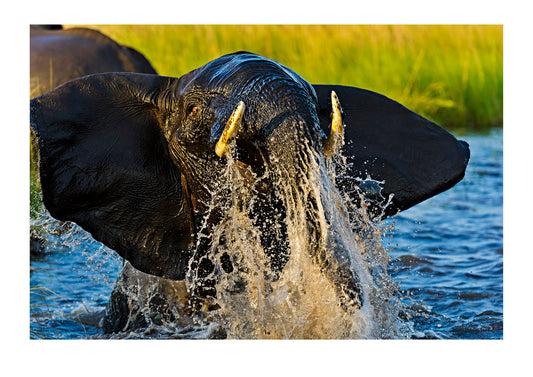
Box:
185;139;409;339
31;207;120;283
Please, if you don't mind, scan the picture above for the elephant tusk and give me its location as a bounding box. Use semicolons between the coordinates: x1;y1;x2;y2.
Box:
215;101;246;157
323;91;344;158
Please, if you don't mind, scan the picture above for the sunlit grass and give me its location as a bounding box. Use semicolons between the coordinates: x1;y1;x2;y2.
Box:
30;131;42;221
69;24;503;131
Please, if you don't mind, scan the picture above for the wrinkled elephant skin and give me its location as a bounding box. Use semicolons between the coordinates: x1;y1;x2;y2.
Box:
30;51;469;333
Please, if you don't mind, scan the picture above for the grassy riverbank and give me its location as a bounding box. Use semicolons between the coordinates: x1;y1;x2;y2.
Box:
68;24;503;132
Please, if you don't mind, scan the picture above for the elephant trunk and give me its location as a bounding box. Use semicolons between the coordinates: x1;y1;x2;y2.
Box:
264;115;365;310
211;91;365;310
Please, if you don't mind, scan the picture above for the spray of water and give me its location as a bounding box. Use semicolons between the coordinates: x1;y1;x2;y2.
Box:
185;137;410;339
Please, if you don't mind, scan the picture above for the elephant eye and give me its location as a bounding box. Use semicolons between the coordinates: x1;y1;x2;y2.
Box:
188;105;201;116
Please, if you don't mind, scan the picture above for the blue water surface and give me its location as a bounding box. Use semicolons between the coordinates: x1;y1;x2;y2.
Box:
385;129;503;339
29;130;503;339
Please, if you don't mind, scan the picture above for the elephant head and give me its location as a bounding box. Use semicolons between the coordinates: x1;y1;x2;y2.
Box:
30;52;469;312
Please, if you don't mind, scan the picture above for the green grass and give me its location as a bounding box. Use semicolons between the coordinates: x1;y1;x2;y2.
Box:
69;24;503;132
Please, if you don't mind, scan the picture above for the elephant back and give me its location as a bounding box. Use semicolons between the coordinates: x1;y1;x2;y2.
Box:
30;26;157;97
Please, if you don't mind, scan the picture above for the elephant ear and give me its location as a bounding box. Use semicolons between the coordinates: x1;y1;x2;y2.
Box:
313;84;470;218
30;73;194;280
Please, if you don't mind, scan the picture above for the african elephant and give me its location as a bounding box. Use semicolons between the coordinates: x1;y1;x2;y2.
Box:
30;51;469;337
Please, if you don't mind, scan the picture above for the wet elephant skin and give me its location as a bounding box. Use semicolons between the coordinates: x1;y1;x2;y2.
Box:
30;51;469;330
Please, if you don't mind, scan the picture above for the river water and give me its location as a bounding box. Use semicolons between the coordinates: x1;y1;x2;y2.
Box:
29;129;503;339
